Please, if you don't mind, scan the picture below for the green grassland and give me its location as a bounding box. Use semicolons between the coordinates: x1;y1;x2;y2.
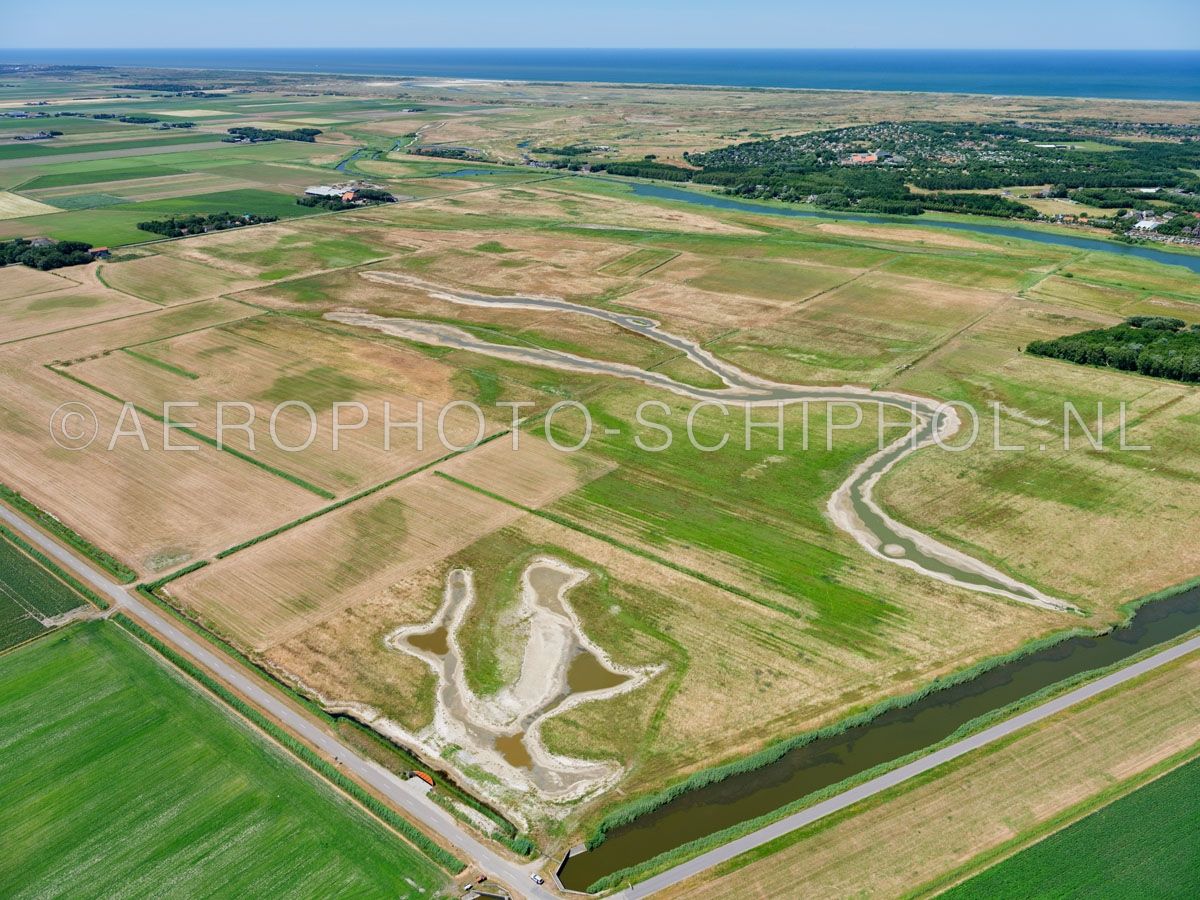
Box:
945;754;1200;899
0;621;446;898
0;189;319;246
542;387;904;639
0;132;224;161
0;531;86;650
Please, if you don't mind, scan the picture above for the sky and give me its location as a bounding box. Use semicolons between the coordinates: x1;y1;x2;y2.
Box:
2;0;1198;50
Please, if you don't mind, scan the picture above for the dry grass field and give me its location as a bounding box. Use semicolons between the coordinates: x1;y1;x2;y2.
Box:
658;652;1200;900
97;253;257;303
0;190;58;219
167;461;594;649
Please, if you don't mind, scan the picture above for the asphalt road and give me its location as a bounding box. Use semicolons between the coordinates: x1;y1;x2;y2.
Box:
0;505;553;900
7;502;1198;900
617;629;1200;898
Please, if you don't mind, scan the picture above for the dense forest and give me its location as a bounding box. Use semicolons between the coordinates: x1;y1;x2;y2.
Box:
1026;316;1200;383
137;212;278;237
0;238;94;270
596;121;1200;220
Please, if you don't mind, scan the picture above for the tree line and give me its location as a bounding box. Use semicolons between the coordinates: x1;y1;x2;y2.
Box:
1026;316;1200;383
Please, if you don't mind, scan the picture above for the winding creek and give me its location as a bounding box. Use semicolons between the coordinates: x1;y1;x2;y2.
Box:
339;272;1071;611
327;226;1200;888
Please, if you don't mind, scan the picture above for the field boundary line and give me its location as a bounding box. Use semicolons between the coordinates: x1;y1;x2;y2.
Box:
211;427;511;560
45;364;336;499
433;470;803;620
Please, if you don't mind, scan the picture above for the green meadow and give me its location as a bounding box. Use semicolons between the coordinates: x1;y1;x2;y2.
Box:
0;621;446;899
946;754;1200;899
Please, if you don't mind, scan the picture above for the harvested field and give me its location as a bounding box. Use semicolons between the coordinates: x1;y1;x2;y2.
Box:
0;360;322;576
0;265;81;302
706;270;1005;384
0;190;57;219
169;470;584;649
69;314;520;494
437;433;615;509
155;220;390;281
813;221;1004;251
97;253;255;304
0;284;157;345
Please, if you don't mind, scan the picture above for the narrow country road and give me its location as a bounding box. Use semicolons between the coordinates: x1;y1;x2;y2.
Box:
0;505;554;900
5;501;1198;900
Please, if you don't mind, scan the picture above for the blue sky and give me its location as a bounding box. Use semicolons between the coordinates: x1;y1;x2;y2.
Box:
3;0;1197;49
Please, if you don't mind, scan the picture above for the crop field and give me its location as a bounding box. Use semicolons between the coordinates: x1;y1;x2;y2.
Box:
0;530;87;650
0;282;157;344
168;455;595;649
96;253;256;303
0;621;446;898
948;754;1200;898
657;647;1200;900
0;298;328;576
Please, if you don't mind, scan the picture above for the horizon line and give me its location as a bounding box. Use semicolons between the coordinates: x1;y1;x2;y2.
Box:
3;46;1199;53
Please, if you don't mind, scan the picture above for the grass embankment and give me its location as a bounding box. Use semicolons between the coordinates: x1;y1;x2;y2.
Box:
0;482;136;582
942;754;1200;898
0;620;451;896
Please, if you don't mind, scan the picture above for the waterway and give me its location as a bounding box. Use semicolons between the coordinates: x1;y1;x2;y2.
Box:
623;182;1200;276
559;584;1200;890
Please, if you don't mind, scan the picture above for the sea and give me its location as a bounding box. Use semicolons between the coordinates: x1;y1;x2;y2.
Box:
3;49;1199;101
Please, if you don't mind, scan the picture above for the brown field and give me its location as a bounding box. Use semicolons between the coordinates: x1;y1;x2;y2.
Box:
65;312;520;495
0;283;157;344
660;652;1200;900
0;264;83;302
813;221;1001;251
0;360;321;574
706;271;1005;385
881;296;1200;607
0;190;57;219
98;253;257;304
167;464;594;649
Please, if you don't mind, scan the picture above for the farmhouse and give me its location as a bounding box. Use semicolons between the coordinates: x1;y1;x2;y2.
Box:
304;185;347;198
